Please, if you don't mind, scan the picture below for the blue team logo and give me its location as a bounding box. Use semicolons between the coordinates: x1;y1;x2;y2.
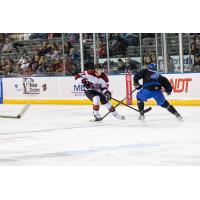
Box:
151;72;160;80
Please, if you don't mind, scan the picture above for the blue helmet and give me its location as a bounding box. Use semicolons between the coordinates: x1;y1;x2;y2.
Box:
148;63;157;71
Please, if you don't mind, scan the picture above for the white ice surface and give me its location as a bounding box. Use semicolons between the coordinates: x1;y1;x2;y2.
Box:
0;104;200;165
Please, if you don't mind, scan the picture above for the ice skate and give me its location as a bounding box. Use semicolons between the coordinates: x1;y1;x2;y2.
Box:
89;112;103;122
175;113;183;122
138;113;145;122
114;114;125;120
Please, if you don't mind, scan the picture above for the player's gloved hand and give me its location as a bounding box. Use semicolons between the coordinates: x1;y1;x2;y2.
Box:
82;79;94;89
104;90;112;100
166;90;172;95
133;83;142;90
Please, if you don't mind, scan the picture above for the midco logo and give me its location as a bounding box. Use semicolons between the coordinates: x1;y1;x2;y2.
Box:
74;84;84;91
169;78;192;93
72;84;85;96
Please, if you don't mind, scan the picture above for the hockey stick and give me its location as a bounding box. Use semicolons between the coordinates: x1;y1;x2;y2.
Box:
96;89;137;121
111;97;152;113
0;104;30;119
95;89;152;121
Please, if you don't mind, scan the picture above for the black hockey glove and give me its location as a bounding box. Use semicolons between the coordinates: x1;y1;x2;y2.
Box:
166;90;172;95
82;79;94;89
165;87;172;95
133;83;142;90
104;90;112;100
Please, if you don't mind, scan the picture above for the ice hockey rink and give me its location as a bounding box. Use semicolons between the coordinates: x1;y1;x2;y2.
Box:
0;104;200;166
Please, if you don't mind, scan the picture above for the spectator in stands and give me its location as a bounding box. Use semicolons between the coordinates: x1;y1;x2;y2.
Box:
12;63;23;76
38;41;52;56
36;56;48;75
4;60;15;77
18;56;31;71
191;54;200;72
102;60;118;74
23;66;33;77
51;43;61;60
151;54;157;64
99;41;107;57
46;64;55;76
117;58;126;73
0;59;7;76
65;63;78;76
83;33;93;42
30;55;40;73
1;38;14;53
64;41;74;56
0;37;4;51
196;35;200;46
52;58;63;74
0;59;6;71
144;55;152;67
69;45;78;60
125;57;139;73
190;41;199;64
7;59;15;70
65;57;78;75
190;42;199;55
167;56;175;73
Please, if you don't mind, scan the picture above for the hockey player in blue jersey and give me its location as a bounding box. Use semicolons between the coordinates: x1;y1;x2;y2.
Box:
133;63;182;121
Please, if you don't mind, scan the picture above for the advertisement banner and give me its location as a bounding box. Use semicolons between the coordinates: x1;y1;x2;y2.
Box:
164;73;200;100
2;73;200;104
3;77;60;99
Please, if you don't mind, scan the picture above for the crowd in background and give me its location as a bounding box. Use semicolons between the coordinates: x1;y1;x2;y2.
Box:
0;33;200;78
0;34;80;77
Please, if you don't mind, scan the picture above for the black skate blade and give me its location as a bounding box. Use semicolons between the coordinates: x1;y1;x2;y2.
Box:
144;107;152;113
139;119;145;123
89;117;103;122
176;116;183;122
138;115;145;123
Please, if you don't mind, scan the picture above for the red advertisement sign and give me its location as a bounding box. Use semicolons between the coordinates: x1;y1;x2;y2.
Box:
125;73;133;105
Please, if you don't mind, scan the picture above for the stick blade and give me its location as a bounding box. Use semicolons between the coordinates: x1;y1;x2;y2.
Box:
0;104;30;119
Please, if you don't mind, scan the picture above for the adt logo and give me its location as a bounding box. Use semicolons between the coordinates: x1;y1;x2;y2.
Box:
170;78;192;93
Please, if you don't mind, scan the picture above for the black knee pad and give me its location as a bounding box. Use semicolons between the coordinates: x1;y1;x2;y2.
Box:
161;100;169;108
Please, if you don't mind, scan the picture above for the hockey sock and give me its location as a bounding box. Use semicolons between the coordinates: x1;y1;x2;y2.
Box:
161;101;180;116
104;102;118;117
93;104;100;117
137;99;144;114
92;96;101;117
167;105;180;116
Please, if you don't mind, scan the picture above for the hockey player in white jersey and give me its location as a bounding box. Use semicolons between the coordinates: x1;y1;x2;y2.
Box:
75;63;125;121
